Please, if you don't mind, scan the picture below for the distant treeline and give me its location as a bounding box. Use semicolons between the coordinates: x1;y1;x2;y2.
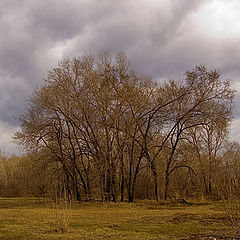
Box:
2;51;238;202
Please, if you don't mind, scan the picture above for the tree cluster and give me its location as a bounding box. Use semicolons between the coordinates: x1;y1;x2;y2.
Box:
13;51;235;202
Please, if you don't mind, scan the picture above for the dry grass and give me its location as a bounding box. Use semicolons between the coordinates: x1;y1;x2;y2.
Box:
222;200;240;238
49;198;72;233
0;198;234;240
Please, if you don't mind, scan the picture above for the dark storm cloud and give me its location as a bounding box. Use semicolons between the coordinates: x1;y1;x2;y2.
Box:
0;0;204;79
63;0;206;77
0;0;239;153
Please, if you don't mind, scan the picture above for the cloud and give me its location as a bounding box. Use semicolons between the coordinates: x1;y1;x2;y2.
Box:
0;71;30;125
0;0;239;154
0;120;20;155
230;118;240;143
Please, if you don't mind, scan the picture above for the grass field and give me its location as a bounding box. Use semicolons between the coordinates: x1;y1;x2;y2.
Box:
0;198;234;240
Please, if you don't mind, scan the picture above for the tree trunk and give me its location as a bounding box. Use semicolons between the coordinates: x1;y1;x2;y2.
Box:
128;189;134;202
164;171;170;200
120;175;124;202
75;184;81;201
154;179;159;202
151;163;159;202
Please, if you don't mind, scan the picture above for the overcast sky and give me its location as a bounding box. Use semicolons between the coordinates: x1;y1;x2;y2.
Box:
0;0;240;154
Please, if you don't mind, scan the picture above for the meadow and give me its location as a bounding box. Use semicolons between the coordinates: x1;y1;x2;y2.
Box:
0;198;235;240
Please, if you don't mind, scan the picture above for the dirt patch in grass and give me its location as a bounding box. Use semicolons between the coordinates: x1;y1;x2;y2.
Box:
183;234;235;239
170;213;226;225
